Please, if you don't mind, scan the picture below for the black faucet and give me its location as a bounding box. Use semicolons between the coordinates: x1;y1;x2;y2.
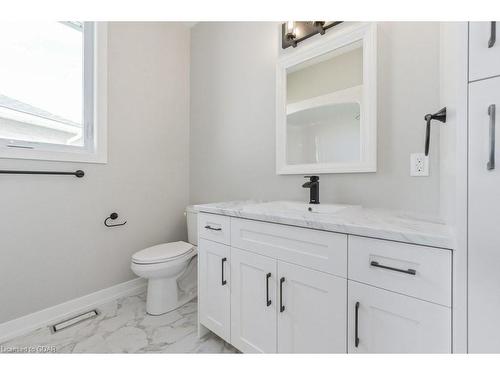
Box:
302;176;320;204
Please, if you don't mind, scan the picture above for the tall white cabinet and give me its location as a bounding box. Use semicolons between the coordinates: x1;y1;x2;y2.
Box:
469;22;500;81
468;21;500;352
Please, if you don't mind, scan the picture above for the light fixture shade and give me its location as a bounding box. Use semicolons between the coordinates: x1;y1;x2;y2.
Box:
281;21;343;49
286;21;296;38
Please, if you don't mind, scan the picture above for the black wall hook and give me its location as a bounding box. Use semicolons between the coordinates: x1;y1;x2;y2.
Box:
104;212;127;228
424;107;447;156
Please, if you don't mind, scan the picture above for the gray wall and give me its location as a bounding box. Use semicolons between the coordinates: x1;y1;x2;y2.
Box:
0;22;191;323
190;22;441;214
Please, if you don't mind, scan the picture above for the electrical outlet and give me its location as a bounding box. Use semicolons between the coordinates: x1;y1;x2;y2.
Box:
410;153;429;176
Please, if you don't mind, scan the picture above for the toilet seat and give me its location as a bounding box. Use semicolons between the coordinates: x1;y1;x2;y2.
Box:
132;241;195;265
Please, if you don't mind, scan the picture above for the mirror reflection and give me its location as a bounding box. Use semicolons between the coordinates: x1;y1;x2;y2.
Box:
286;41;363;165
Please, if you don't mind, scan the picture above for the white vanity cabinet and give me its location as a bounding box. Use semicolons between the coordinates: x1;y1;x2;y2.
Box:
197;211;452;353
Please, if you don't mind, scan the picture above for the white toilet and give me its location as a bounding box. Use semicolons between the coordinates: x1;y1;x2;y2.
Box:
131;206;198;315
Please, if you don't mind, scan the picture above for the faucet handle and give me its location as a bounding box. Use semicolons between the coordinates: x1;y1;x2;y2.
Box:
304;175;319;182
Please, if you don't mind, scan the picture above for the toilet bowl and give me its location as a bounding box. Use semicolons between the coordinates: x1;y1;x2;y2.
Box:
131;207;198;315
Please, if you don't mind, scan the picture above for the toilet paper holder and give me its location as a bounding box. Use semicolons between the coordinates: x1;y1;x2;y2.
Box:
104;212;127;228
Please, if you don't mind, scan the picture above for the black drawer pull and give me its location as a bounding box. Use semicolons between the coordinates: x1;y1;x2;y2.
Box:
489;21;496;48
205;225;222;231
221;257;227;285
355;302;360;348
370;261;416;275
266;273;272;306
279;277;285;312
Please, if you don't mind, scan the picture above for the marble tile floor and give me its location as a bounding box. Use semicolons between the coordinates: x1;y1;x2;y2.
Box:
0;292;238;354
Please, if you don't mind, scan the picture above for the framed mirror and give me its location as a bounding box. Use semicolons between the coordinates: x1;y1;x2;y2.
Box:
276;23;377;174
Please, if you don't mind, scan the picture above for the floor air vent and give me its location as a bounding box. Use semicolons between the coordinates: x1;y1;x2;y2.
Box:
50;309;100;333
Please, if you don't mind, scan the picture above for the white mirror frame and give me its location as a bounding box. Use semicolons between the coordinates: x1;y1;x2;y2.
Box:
276;22;377;174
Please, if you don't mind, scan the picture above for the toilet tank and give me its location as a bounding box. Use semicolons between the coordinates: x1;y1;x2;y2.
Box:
185;206;198;246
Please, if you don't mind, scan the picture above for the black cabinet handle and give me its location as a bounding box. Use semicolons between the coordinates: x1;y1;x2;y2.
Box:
266;273;272;306
355;302;360;348
205;225;222;231
370;261;416;275
221;257;227;285
279;277;285;312
489;21;496;48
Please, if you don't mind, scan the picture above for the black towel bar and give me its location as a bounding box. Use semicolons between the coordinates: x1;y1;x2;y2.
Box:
0;170;84;177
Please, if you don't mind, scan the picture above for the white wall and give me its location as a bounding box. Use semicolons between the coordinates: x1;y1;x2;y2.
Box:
0;22;191;324
190;22;441;213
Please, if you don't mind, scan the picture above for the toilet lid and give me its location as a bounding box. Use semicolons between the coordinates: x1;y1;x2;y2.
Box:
132;241;195;264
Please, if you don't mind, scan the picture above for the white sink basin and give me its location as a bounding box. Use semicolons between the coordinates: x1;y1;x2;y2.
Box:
244;201;356;215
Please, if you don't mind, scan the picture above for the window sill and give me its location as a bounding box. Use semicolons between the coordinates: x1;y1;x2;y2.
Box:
0;146;107;164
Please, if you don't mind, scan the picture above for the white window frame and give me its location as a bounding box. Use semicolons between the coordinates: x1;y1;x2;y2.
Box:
0;22;108;164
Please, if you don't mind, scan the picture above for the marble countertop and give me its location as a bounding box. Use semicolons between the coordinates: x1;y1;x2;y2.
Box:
193;201;454;249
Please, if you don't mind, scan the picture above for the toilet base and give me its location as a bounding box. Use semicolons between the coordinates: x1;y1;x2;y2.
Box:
131;245;198;316
146;277;181;315
146;295;194;316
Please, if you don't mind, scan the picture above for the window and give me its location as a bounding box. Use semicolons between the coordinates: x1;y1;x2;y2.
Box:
0;21;107;163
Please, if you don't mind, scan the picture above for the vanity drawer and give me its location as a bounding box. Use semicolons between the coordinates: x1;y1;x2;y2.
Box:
198;213;231;245
231;218;347;277
348;236;452;306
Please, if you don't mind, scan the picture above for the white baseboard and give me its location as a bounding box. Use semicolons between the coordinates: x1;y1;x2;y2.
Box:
0;277;147;343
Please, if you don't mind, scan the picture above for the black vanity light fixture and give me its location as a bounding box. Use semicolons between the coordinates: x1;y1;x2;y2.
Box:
282;21;344;49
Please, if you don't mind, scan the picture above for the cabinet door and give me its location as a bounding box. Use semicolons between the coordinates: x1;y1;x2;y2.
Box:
470;22;500;81
277;261;346;353
469;76;500;352
198;239;230;342
347;281;451;353
230;248;277;353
